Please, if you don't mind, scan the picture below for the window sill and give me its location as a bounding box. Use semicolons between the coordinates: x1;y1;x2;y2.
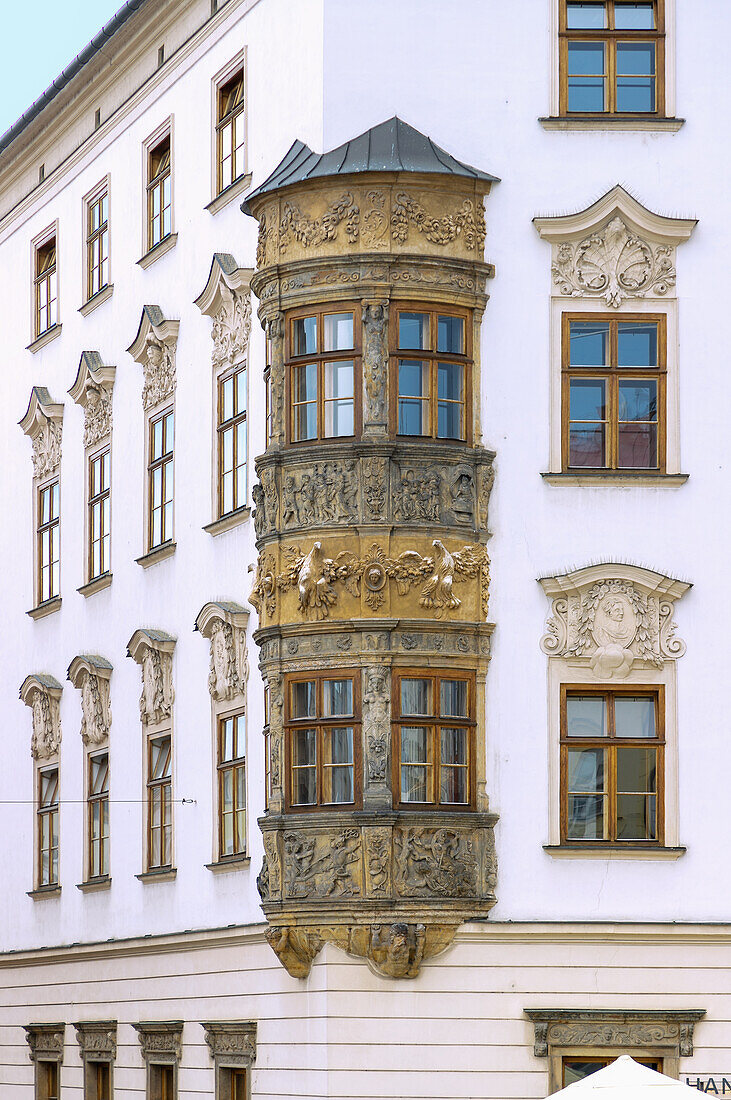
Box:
27;597;62;621
544;844;686;861
78;284;114;317
137;232;178;269
541;472;689;488
136;542;176;569
206;855;250;874
203;506;251;536
77;573;113;597
206;172;253;215
27;885;61;899
135;868;177;883
26;324;62;353
76;876;111;892
539;116;685;132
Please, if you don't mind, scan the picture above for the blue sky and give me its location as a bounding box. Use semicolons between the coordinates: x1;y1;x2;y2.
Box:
0;1;125;137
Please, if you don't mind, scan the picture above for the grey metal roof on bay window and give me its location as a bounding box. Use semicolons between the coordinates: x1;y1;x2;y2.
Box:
241;116;499;213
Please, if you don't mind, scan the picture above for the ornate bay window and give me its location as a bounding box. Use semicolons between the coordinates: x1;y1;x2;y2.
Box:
245;117;498;979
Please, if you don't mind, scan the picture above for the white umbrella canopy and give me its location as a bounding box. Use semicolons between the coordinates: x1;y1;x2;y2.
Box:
546;1056;703;1100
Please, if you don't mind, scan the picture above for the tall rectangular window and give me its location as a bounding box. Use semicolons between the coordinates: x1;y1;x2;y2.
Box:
288;307;359;442
562;315;665;471
86;1060;112;1100
38;767;59;887
395;308;471;441
560;1;664;116
34;236;57;337
88;449;111;580
218;365;247;516
561;687;664;844
88;752;110;879
150;1063;176;1099
38;1060;60;1100
216;67;245;194
147;134;171;250
285;673;360;809
86;189;109;299
148;409;174;549
38;480;60;603
218;713;246;857
148;734;172;869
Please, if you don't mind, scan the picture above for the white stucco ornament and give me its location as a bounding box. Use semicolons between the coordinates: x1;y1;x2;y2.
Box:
194;253;254;369
20;674;63;760
126;305;180;411
127;629;176;725
194;601;249;702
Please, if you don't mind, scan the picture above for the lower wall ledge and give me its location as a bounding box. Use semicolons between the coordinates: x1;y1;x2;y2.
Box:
544;844;686;861
541;472;689;487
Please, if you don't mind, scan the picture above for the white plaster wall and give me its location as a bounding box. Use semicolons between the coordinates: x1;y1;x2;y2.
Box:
321;0;731;922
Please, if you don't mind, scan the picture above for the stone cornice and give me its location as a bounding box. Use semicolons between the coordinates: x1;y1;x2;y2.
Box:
524;1008;706;1058
533;184;697;247
24;1023;65;1063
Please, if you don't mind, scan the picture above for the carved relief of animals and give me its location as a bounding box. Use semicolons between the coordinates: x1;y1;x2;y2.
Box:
394;827;476;898
283;830;361;898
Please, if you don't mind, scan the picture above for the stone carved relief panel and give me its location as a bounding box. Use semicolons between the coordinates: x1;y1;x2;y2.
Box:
394;826;477;898
19;387;63;481
133;1022;182;1062
194;253;254;370
126;306;179;411
203;1021;257;1064
68;656;113;745
195;602;249;703
24;1024;65;1063
525;1009;705;1060
362;299;389;433
68;352;116;448
20;675;63;760
127;630;176;725
74;1022;117;1060
283;828;362;899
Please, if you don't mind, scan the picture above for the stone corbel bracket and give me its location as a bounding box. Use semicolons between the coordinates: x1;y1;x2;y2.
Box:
539;563;691;679
194;601;249;703
127;629;176;726
74;1020;117;1060
132;1021;183;1063
525;1008;706;1059
19;386;63;481
67;654;113;746
203;1021;257;1065
126;305;180;411
68;351;116;449
20;674;63;760
194;253;254;370
24;1023;65;1064
533;185;697;308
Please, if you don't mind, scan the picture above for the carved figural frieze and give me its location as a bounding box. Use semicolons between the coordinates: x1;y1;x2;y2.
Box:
194;253;254;370
279;461;358;529
394;826;476;898
284;829;361;898
74;1021;117;1060
127;629;176;725
539;565;691;679
534;185;697;308
19;387;63;481
68;352;116;448
195;602;249;703
126;306;180;411
67;655;113;745
20;675;63;760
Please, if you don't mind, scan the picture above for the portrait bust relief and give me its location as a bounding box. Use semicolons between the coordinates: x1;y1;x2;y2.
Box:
590;593;637;679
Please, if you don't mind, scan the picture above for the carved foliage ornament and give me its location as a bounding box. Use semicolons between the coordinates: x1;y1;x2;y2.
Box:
391;192;486;252
203;1022;256;1064
79;670;112;745
127;631;175;725
195;604;249;703
525;1010;705;1059
74;1022;117;1059
142;333;176;410
133;1023;183;1062
20;676;63;760
24;1025;64;1063
211;284;252;370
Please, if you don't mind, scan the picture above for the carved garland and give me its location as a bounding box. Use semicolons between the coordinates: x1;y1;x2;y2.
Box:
391;192;486;252
568;580;659;666
279;193;360;253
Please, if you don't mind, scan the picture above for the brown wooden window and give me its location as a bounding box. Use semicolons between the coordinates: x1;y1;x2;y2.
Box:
147;135;171;250
148;409;174;549
86;1060;112;1099
285;672;361;810
34;237;57;337
88;752;109;879
561;686;664;844
286;306;360;443
218;365;247;516
562;315;665;471
219;713;246;857
559;1;665;116
148;734;172;869
217;68;245;194
88;449;111;580
563;1058;661;1086
38;1060;60;1100
392;671;476;809
150;1063;176;1100
392;306;472;441
224;1068;247;1100
86;189;109;299
38;480;60;603
38;767;59;887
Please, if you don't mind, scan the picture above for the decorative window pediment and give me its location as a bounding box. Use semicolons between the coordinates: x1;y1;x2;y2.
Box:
127;305;179;410
533;185;696;308
203;1019;257;1065
127;629;176;725
132;1020;182;1062
539;563;690;678
74;1020;117;1060
194;253;253;370
19;387;63;481
67;655;113;745
68;351;115;448
20;674;63;760
24;1023;65;1064
194;601;249;702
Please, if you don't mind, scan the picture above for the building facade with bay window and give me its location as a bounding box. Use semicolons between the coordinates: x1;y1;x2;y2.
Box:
0;0;728;1097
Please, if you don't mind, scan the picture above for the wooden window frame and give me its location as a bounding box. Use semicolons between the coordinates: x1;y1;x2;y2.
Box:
562;1056;663;1087
216;66;246;196
559;0;665;117
284;670;362;812
37;766;59;888
217;363;247;518
285;304;362;445
87;751;110;880
88;447;111;581
85;1058;113;1100
37;478;60;605
147;133;172;252
34;234;58;338
561;312;667;473
147;406;174;551
37;1059;60;1100
390;302;473;443
147;733;173;871
392;669;477;811
218;711;247;859
560;684;665;846
85;184;110;302
149;1060;177;1100
263;684;271;812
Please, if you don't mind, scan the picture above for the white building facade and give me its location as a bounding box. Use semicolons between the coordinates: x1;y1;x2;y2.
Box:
0;0;728;1097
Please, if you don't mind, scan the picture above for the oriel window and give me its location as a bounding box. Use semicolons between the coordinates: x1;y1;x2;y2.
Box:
218;713;246;857
34;237;57;337
86;189;109;299
394;307;471;441
286;672;360;809
217;68;246;193
218;365;247;516
287;307;359;443
88;752;110;879
148;409;174;549
560;1;664;116
147;134;171;249
38;767;59;887
148;734;172;869
38;480;60;603
88;449;111;580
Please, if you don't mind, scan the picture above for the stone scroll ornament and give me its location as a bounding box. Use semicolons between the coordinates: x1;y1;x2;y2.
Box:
127;630;176;724
19;387;63;481
20;675;63;760
539;566;691;679
68;656;113;745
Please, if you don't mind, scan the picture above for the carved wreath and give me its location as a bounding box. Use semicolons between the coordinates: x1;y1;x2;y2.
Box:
569;580;661;667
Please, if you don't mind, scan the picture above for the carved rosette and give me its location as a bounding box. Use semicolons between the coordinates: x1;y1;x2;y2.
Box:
20;675;63;760
127;630;176;725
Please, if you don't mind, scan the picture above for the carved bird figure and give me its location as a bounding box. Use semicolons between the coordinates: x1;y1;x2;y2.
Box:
297;541;336;619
